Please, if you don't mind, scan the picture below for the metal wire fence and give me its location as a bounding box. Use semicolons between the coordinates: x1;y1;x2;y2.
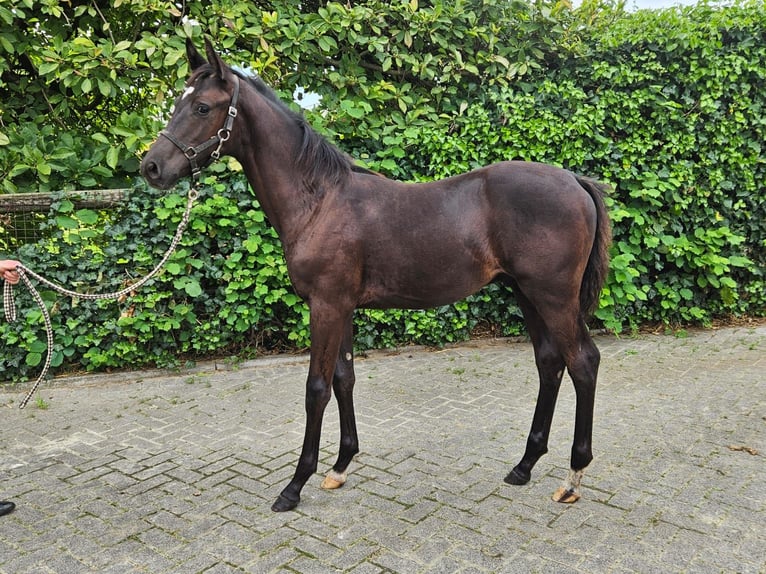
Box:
0;189;127;251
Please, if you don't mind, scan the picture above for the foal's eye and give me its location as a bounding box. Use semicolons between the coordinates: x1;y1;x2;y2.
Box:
196;104;210;116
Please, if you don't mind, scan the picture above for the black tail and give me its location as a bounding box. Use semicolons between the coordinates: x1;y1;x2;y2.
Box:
575;176;612;318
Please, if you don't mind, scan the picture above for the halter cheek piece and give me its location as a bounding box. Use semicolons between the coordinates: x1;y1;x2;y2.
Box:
160;75;240;181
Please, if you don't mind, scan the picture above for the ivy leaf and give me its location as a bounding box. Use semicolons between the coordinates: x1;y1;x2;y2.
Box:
183;279;202;297
56;216;78;229
58;199;75;213
25;352;43;367
76;209;99;224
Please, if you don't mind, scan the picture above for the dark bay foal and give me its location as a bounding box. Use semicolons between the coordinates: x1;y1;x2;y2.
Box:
141;39;611;512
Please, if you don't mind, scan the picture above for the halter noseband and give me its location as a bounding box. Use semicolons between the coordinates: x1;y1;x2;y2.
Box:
160;75;240;181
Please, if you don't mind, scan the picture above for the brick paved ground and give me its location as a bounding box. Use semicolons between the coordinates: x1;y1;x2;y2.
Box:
0;325;763;573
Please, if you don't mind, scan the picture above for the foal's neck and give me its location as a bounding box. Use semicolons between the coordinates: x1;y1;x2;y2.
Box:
234;83;322;247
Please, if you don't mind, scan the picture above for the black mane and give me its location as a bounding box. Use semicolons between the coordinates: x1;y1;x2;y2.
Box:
232;70;353;191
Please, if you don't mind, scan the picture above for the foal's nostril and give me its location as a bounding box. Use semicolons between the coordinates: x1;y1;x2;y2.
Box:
142;160;161;181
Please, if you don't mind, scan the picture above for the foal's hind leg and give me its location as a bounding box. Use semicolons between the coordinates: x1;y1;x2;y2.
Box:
506;293;600;503
553;316;600;503
321;317;360;490
505;296;566;486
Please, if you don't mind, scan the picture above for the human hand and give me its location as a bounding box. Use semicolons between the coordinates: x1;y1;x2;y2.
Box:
0;259;21;285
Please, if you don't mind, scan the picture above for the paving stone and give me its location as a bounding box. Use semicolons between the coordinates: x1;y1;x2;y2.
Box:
0;325;764;573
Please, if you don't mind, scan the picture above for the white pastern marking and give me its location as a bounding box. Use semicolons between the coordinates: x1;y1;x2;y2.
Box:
321;469;348;489
563;468;584;492
328;469;347;484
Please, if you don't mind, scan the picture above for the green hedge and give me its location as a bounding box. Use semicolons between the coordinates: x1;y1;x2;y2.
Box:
2;1;764;382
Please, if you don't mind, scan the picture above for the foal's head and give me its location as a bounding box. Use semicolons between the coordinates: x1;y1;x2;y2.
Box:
141;38;238;189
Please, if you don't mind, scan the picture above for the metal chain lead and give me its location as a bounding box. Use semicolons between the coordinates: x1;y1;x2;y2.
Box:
2;188;198;408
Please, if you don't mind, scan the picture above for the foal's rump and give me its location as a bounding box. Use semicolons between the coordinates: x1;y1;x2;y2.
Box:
484;161;600;235
486;162;609;302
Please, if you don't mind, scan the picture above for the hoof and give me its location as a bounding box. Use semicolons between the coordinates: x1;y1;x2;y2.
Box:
553;468;584;503
552;486;581;504
320;470;347;490
504;467;530;486
271;494;299;512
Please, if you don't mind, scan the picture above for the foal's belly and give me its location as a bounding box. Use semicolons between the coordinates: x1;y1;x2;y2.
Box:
358;256;500;310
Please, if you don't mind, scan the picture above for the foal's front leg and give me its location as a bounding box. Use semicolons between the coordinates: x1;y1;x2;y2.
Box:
321;317;359;490
271;306;349;512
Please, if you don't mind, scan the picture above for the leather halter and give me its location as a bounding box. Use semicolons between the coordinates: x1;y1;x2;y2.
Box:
160;75;240;181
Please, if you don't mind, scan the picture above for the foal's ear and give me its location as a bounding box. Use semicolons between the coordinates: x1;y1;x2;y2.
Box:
204;37;229;81
186;38;207;71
